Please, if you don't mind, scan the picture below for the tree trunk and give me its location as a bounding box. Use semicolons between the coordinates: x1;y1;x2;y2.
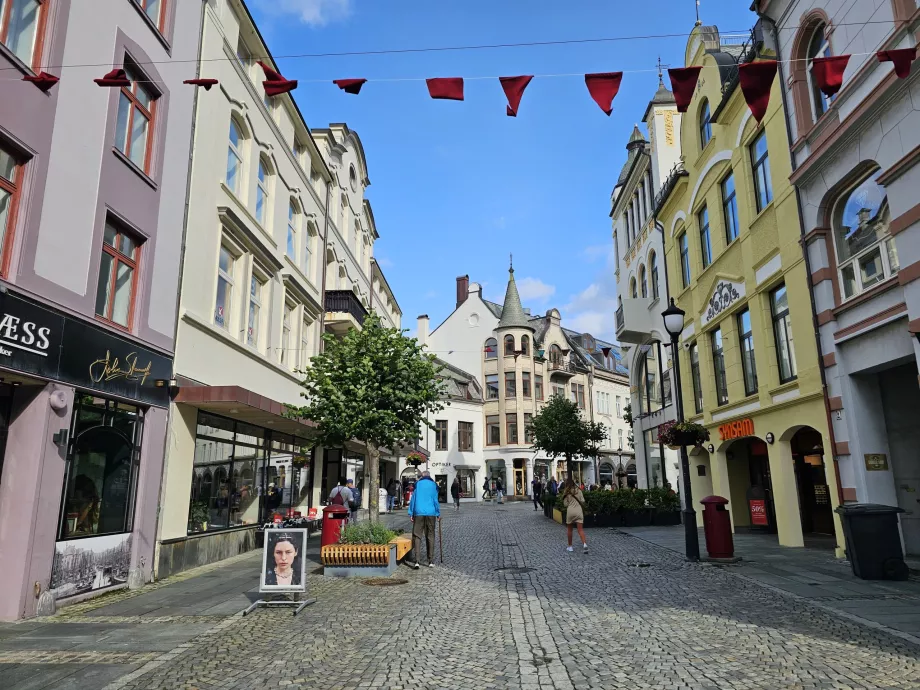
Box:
366;442;380;523
566;453;573;481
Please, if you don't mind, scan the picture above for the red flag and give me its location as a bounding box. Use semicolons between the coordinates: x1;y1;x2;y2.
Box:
427;77;464;100
258;60;297;96
738;60;777;123
333;78;367;94
877;48;917;79
584;72;623;116
23;71;59;92
810;55;849;97
601;347;611;358
184;78;219;90
668;66;702;113
94;68;130;88
500;75;533;117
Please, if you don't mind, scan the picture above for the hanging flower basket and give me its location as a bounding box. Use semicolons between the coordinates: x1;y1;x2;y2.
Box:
658;421;710;449
406;452;425;467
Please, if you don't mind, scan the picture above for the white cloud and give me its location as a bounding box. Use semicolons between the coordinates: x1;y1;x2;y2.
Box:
563;245;620;342
256;0;352;26
516;277;556;303
582;244;610;263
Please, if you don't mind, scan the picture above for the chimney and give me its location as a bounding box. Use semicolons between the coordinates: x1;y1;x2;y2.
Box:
456;275;469;308
417;314;429;346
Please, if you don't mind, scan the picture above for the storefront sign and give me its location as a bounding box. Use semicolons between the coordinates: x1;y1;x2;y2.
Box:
749;499;768;526
718;418;754;441
0;291;173;407
701;280;745;326
864;454;889;471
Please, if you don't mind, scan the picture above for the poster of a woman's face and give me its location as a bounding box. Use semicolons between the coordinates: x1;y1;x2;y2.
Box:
260;529;306;592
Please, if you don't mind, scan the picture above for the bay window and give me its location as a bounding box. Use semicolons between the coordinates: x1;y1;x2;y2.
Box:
832;172;896;300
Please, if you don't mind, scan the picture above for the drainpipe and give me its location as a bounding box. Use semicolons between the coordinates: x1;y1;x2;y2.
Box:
757;11;845;508
317;179;332;353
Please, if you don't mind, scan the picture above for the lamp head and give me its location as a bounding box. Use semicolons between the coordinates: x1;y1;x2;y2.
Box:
662;298;686;339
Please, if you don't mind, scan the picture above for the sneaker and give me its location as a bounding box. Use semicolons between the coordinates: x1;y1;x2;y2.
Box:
583;544;589;552
428;563;435;568
411;562;420;570
566;546;574;552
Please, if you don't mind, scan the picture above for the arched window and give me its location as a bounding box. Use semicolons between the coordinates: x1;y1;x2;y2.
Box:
521;335;530;356
550;344;563;365
504;334;515;356
650;252;659;299
484;337;497;359
806;23;832;120
700;100;712;148
256;156;272;226
630;277;637;299
599;463;614;487
226;118;244;196
286;199;299;259
832;170;896;300
639;264;648;298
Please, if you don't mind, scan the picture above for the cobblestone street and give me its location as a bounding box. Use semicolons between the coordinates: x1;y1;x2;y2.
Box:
4;502;920;689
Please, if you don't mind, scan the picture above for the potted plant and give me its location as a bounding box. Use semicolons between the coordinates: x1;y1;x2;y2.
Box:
322;522;403;576
648;487;681;525
406;451;425;467
189;501;209;532
658;421;710;449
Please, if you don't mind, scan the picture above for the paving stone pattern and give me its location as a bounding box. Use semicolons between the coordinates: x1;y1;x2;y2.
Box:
4;503;920;689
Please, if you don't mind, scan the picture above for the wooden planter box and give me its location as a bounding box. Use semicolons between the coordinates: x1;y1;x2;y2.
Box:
552;508;566;524
321;543;397;577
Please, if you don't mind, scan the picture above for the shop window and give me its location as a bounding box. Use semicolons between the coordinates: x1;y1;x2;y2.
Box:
506;413;518;444
486;373;498;400
770;284;797;382
95;221;141;329
599;462;614;486
456;468;475;498
1;0;48;71
115;61;157;174
59;396;144;540
486;415;500;446
435;419;447;450
458;421;473;451
0;142;23;277
504;334;515;356
484;337;497;359
751;130;773;213
832;171;896;300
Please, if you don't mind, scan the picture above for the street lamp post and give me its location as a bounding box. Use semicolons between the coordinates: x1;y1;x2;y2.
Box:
662;298;701;562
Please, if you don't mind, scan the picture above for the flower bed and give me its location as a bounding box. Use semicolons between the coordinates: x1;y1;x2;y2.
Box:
544;488;681;528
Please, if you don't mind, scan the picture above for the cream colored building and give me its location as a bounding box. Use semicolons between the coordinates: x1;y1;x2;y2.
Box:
155;0;399;577
416;270;630;498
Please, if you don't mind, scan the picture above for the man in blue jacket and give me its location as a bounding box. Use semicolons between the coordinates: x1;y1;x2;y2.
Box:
408;471;440;569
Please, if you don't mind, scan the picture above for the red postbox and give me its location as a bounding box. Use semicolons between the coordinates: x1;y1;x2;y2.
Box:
700;495;734;559
321;505;349;548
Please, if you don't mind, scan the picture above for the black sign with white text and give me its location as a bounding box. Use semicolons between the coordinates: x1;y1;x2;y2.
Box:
0;291;172;407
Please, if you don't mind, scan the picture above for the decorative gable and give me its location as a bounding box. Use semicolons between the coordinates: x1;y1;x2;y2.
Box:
701;278;745;327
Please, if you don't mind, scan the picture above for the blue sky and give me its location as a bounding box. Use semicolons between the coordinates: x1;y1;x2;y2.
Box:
249;0;757;341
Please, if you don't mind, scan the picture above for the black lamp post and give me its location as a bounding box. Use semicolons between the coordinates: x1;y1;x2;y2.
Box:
662;298;701;562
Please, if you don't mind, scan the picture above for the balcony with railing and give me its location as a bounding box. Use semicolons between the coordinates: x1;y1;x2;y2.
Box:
325;290;368;335
615;297;656;344
548;359;578;378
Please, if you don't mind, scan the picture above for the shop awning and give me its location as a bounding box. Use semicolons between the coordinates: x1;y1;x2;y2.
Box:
453;465;480;470
174;385;317;439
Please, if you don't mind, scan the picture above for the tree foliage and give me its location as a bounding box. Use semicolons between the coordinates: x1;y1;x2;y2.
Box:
530;394;607;477
291;313;445;520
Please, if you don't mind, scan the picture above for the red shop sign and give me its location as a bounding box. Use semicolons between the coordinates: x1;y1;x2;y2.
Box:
719;418;754;441
749;499;768;526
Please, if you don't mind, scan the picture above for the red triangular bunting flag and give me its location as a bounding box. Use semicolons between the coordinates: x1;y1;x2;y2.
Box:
877;48;918;79
500;75;533;117
94;68;130;88
668;66;702;113
333;78;367;94
810;55;849;97
584;72;623;116
427;77;464;100
257;60;297;96
23;71;59;92
184;78;219;90
738;60;777;123
601;347;611;358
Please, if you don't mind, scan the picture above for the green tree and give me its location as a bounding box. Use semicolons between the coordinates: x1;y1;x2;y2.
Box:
623;402;635;449
291;313;445;521
529;394;606;478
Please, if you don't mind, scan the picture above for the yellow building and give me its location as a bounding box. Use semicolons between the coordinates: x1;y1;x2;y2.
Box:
656;25;844;554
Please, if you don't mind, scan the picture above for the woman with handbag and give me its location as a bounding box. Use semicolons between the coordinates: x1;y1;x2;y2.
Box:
560;479;588;553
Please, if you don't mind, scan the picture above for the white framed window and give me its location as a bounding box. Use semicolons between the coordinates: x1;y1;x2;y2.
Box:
618;428;623;448
832;171;896;300
304;221;316;283
280;301;294;367
616;395;621;417
256;157;271;226
247;272;265;349
287;200;298;260
300;316;313;369
226;118;244;196
214;244;236;330
236;36;254;83
806;24;833;121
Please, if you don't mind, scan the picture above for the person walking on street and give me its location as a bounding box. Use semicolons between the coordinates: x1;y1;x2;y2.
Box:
450;477;461;511
408;471;440;569
531;477;543;511
560;479;588;553
495;477;504;504
346;479;360;523
328;478;354;522
386;478;400;513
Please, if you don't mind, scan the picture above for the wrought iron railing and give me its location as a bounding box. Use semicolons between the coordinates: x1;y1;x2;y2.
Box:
324;290;368;325
616;305;625;331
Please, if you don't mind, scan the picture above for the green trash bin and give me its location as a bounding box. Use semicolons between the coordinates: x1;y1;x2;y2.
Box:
834;503;908;581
